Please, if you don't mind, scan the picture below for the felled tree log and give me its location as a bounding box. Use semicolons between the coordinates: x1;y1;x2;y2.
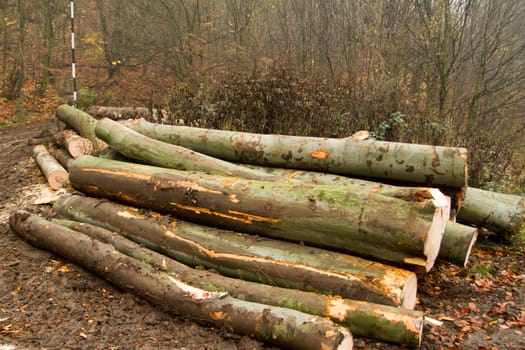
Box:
52;217;425;347
69;156;450;271
439;221;478;267
50;147;74;170
123;118;468;192
56;104;106;152
9;211;353;350
33;145;69;190
457;187;524;238
95;118;279;181
53;195;417;309
86;105;167;122
52;129;94;158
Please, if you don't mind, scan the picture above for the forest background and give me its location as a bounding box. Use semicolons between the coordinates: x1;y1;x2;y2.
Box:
1;0;524;191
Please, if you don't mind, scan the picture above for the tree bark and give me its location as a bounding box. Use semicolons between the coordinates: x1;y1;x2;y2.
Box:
69;156;450;271
95;118;280;181
53;194;418;309
33;144;69;190
52;129;94;158
55;104;106;152
439;221;478;267
50;147;74;170
52;217;424;347
457;187;524;238
123;118;468;191
9;211;353;350
86;105;166;121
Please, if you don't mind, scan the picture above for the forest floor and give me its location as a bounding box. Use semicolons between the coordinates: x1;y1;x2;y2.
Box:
0;118;524;350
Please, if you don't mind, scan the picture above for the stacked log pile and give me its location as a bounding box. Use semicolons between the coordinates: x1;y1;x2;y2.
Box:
11;104;525;349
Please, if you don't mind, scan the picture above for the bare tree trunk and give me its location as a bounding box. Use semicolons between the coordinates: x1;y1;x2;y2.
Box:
68;155;450;271
53;194;418;309
123;118;468;200
9;211;353;350
52;216;425;346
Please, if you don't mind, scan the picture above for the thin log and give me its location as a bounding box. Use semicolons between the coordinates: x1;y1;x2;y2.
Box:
457;187;525;238
55;104;106;152
95;118;279;181
50;147;74;170
9;211;353;350
69;156;450;271
52;217;424;346
33;145;69;190
123;118;468;192
439;221;478;267
53;195;417;309
52;129;94;158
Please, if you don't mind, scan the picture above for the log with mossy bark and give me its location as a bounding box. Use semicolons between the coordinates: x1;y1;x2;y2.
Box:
123;118;468;200
99;118;464;212
55;104;106;152
69;156;450;271
9;211;353;350
53;194;417;309
52;129;94;158
52;217;425;347
33;145;69;190
457;187;524;238
438;221;478;267
86;105;165;121
95;118;280;181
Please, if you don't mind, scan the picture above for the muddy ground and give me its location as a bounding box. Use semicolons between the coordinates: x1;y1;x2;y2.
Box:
0;119;523;350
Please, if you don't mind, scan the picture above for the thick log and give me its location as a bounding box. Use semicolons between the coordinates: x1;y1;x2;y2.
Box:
52;129;94;158
86;105;167;122
33;145;69;190
123;118;468;192
96;118;279;181
9;211;353;350
53;217;425;347
55;104;106;152
53;195;417;309
69;156;450;271
457;187;525;237
439;222;478;267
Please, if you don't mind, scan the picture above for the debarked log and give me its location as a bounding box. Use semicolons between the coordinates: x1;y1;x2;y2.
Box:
53;195;418;309
69;156;450;271
457;187;524;238
52;217;425;347
123;118;468;191
52;129;94;158
33;144;69;190
9;211;353;350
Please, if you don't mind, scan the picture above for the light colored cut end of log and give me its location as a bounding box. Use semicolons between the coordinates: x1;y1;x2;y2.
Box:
47;171;69;190
351;130;370;141
400;273;418;310
67;135;94;158
423;189;451;272
334;328;353;350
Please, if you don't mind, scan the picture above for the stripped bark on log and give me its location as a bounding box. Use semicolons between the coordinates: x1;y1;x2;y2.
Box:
69;156;450;271
9;211;353;350
33;145;69;190
458;187;524;237
52;129;93;158
53;195;417;308
123;118;468;194
52;216;424;346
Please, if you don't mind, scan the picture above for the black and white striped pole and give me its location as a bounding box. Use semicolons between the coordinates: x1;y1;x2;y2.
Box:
70;0;77;106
